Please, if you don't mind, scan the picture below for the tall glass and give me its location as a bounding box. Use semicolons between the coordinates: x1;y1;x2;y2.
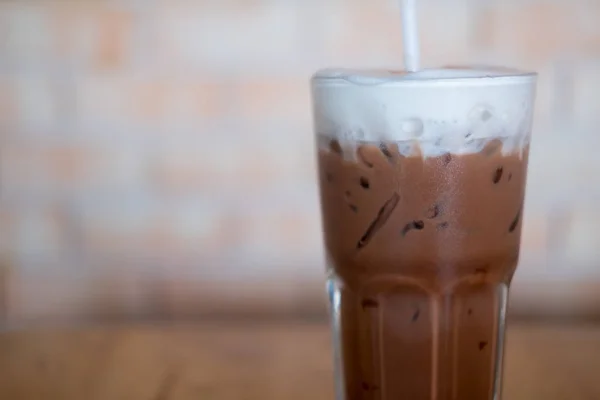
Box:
311;68;537;400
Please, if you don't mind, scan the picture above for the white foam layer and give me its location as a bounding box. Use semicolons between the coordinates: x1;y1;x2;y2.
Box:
311;67;537;157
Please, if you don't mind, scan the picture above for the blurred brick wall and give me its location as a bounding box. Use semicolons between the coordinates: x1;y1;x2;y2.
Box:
1;0;600;321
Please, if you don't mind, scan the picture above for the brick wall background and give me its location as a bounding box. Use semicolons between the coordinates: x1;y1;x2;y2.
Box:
1;0;600;322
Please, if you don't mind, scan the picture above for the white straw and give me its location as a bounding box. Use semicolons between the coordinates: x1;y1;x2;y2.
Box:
400;0;420;72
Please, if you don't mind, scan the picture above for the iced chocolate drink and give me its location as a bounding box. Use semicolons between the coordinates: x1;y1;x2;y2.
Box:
311;68;536;400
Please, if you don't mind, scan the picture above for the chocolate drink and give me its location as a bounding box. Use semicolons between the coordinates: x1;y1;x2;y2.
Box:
311;68;537;400
319;139;527;400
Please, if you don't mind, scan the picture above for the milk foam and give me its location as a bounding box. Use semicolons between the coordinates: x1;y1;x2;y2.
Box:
311;67;537;157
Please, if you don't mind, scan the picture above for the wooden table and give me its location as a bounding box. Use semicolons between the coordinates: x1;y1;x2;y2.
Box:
0;321;598;399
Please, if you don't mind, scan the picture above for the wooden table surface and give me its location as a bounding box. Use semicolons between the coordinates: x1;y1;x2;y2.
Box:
0;321;598;400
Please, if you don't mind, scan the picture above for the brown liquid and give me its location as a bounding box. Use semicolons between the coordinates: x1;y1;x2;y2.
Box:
319;139;529;400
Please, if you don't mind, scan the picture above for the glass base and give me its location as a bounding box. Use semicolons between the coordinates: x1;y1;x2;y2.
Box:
327;274;509;400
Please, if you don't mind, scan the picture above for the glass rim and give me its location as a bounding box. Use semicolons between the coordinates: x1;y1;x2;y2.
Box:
311;66;538;87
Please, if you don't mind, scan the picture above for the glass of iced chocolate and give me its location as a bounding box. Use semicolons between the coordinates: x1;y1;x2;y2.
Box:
312;68;537;400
